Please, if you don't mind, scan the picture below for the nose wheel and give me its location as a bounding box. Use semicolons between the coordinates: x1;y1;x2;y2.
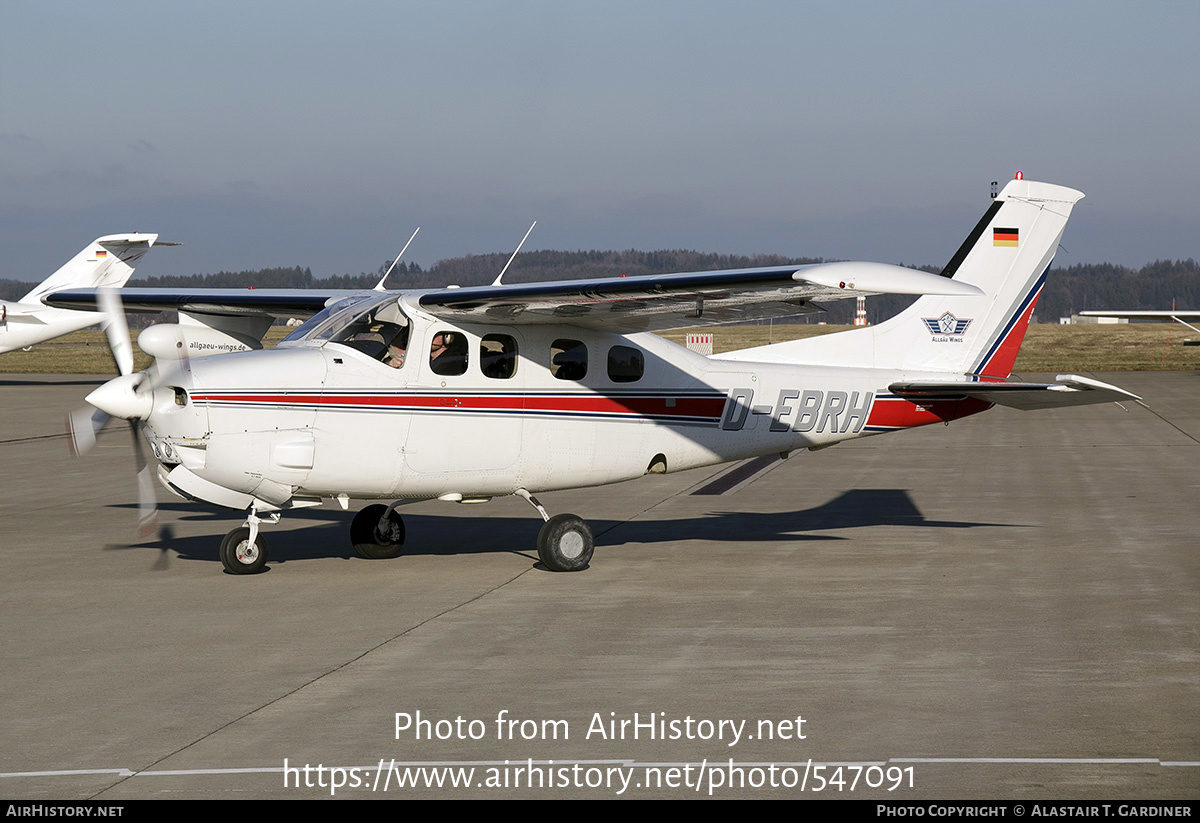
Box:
351;504;406;559
220;527;268;575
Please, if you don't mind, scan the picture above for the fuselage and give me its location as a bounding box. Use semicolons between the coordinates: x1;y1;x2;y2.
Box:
0;305;107;354
139;301;989;511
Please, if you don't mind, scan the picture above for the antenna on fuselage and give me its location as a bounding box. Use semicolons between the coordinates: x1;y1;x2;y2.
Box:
491;220;537;287
373;226;421;292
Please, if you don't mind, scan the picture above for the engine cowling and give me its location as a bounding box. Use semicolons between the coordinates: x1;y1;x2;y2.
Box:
139;323;262;360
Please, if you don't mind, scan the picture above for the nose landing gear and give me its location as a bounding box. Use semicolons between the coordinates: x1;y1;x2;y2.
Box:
219;506;278;574
220;527;267;574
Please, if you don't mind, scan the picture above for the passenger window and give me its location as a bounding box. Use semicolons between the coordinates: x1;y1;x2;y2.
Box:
430;330;468;376
480;334;518;379
550;339;587;381
607;345;644;383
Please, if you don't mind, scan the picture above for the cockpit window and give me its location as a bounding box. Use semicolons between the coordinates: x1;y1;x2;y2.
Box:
278;294;411;370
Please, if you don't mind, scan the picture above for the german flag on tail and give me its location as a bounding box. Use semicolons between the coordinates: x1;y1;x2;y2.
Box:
993;227;1019;247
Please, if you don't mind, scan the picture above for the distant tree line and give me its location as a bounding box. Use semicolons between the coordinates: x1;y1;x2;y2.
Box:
1036;259;1199;322
3;253;1195;327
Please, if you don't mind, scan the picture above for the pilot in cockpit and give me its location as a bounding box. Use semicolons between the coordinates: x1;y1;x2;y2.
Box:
376;301;409;368
341;300;410;368
384;331;408;368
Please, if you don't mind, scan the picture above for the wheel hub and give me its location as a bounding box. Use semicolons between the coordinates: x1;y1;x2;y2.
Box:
375;521;400;545
236;541;259;564
560;531;584;559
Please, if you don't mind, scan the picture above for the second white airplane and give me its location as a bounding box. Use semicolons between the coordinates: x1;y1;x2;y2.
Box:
0;234;160;355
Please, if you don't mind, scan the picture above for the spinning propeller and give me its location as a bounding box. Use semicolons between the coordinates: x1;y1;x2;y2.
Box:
66;289;188;538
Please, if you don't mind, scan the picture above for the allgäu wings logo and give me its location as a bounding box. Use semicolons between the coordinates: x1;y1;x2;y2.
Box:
923;311;971;336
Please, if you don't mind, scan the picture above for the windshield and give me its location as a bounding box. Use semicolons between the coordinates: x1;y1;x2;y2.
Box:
278;294;399;346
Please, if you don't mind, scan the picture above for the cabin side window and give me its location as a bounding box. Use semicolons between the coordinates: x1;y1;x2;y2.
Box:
550;339;587;381
607;345;644;383
480;334;518;379
430;330;469;376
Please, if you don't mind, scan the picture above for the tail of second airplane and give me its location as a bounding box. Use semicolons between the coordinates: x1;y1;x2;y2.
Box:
724;177;1084;379
19;233;159;306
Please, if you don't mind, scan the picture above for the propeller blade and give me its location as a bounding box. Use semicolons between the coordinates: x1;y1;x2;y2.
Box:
97;287;134;377
66;405;111;456
130;421;158;538
74;291;162;536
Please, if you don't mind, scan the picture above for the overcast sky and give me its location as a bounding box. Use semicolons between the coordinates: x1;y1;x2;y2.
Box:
2;0;1197;282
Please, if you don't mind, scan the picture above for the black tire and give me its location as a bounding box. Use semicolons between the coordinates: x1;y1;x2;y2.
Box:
351;504;405;560
536;514;593;572
220;527;268;574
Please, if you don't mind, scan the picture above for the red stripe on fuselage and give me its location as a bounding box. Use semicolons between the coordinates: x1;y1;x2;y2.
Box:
191;393;727;420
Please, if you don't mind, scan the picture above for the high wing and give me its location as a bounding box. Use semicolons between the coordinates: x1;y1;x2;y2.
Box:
45;262;981;333
416;261;982;332
45;287;363;317
889;374;1141;411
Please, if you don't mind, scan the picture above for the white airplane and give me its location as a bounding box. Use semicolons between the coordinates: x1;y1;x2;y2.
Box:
0;234;161;354
54;176;1138;575
1078;310;1200;337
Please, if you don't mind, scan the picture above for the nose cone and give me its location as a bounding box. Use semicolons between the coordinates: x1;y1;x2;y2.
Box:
86;373;154;420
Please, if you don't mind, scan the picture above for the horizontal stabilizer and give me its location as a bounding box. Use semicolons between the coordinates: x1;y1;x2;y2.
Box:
889;374;1140;411
0;302;49;323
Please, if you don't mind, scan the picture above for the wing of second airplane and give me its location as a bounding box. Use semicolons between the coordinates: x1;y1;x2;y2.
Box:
417;262;983;332
45;288;364;317
889;374;1141;410
1078;310;1200;321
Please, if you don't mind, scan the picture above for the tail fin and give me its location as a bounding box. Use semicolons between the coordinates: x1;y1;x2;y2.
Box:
20;233;159;305
727;178;1084;378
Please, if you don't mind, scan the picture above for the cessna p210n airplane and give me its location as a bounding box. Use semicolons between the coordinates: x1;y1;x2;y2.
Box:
0;234;160;354
53;177;1138;575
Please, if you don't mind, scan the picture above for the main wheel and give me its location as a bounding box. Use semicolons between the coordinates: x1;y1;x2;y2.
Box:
537;514;594;572
220;527;268;574
351;504;406;559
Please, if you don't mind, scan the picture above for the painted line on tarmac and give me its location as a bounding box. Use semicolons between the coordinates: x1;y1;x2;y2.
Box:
4;757;1196;780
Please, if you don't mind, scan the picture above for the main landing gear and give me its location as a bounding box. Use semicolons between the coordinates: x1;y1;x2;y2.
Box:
350;503;406;559
516;489;594;572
